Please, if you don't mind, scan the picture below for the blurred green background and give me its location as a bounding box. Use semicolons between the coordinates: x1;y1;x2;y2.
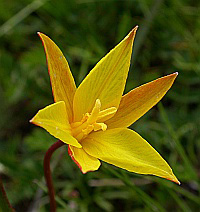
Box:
0;0;200;211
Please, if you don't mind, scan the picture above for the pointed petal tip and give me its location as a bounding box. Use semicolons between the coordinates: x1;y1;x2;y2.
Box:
81;169;92;174
126;25;139;40
167;72;178;79
169;72;178;77
37;32;44;40
131;25;138;34
29;118;38;126
171;72;179;79
37;32;47;39
166;175;181;185
81;168;98;174
133;25;139;30
29;117;39;126
174;71;179;75
135;25;139;29
37;32;46;37
173;175;181;185
29;118;34;123
37;32;43;37
173;179;181;185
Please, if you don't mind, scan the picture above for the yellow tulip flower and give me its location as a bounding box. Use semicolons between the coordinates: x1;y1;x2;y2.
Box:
30;26;179;184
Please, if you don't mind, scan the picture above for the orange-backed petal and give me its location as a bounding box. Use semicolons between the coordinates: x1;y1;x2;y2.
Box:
106;73;178;128
38;32;76;123
73;26;138;122
82;128;180;184
68;145;101;173
30;101;81;148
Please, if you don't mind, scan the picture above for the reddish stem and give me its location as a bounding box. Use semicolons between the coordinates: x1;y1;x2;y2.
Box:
44;140;65;212
0;176;15;211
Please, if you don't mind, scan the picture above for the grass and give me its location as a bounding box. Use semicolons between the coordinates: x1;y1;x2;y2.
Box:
0;0;199;211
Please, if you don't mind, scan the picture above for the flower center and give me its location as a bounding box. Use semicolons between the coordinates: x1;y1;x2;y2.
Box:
71;99;117;141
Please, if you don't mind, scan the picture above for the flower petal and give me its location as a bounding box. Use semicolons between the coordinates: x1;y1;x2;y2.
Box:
30;101;81;148
68;145;101;173
106;73;178;128
38;32;76;123
82;128;179;184
73;26;138;122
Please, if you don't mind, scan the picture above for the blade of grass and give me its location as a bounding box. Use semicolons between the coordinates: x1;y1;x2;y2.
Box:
107;168;166;212
158;102;197;180
34;180;69;210
132;0;164;63
28;147;66;212
167;189;192;212
154;178;200;205
0;0;48;37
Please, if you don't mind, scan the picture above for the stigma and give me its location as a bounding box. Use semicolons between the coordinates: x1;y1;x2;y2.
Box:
71;99;117;141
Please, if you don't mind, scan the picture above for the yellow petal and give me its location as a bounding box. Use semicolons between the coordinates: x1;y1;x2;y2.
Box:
82;128;179;184
68;145;101;173
73;26;138;122
38;32;76;123
106;73;178;128
30;101;81;148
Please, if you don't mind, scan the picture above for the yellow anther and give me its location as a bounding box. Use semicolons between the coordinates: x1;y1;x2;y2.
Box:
81;113;89;123
98;107;117;122
94;123;107;131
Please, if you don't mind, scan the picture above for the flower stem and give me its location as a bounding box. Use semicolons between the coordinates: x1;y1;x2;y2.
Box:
44;140;65;212
0;176;15;211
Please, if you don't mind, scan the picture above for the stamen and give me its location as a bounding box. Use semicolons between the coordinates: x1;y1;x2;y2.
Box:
71;99;116;141
94;123;107;131
71;122;82;128
82;125;94;135
72;121;88;136
87;99;101;124
98;107;117;122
